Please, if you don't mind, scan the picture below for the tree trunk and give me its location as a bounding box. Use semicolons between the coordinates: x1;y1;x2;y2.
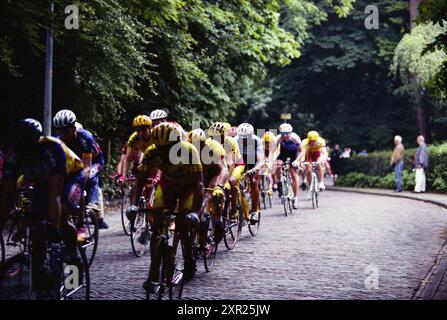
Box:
409;0;428;138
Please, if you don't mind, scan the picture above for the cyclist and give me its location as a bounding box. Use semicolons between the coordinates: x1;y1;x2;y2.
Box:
135;123;204;286
275;123;301;209
186;129;228;242
116;115;153;184
207;122;245;221
294;130;327;192
260;131;279;195
0;119;85;291
235;123;264;223
53;109;109;230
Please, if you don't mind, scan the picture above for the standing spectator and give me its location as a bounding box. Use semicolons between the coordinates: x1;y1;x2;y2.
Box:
341;147;351;158
390;135;405;192
414;135;428;193
330;144;342;183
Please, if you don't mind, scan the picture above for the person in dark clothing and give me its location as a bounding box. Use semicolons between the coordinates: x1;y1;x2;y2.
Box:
330;144;342;183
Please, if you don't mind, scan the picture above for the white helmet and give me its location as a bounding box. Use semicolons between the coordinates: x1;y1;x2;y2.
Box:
150;109;168;120
237;123;254;136
279;123;293;133
53;109;77;128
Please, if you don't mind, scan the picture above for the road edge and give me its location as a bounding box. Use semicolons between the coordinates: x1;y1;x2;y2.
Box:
327;186;447;300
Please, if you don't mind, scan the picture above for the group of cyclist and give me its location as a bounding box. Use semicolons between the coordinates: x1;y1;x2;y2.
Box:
0;107;328;295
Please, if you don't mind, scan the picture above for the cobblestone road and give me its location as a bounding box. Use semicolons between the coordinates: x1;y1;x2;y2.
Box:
88;190;447;300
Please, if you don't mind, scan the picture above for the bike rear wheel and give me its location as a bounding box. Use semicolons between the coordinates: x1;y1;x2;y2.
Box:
82;209;99;267
223;202;243;250
248;211;261;237
130;211;150;257
168;238;185;300
120;187;131;236
203;215;218;272
58;247;90;300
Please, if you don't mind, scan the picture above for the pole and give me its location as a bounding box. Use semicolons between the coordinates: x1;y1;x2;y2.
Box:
43;3;54;136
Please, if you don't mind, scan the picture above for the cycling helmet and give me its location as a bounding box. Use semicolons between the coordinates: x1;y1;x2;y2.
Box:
150;109;168;121
263;131;275;142
186;129;206;143
279;123;293;134
237;123;254;136
151;123;181;146
132;115;152;128
208;122;227;137
307;130;319;141
53;109;76;128
15;118;43;148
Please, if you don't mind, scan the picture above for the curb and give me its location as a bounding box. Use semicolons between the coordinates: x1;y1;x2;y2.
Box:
327;186;447;300
326;186;447;209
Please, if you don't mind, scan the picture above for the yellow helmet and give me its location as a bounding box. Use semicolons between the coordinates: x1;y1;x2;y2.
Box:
132;115;152;128
152;123;181;146
222;122;231;132
307;130;319;141
263;131;275;142
186;129;206;144
208;122;227;137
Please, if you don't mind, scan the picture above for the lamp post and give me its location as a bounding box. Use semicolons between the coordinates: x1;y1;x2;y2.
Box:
43;2;54;136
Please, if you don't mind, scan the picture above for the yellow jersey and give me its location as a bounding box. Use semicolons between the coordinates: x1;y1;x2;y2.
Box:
127;132;153;154
301;137;326;153
140;141;203;185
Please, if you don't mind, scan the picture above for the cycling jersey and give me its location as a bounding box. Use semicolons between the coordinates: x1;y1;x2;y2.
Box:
235;134;264;170
127;132;153;154
3;137;85;217
201;138;226;187
301;137;326;162
276;133;301;162
139;141;202;185
57;128;104;174
140;141;203;212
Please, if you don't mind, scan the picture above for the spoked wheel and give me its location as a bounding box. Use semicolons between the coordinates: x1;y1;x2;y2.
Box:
0;235;5;267
0;253;32;299
203;216;218;272
311;176;319;209
248;211;261;237
146;237;166;300
223;202;243;250
281;180;290;216
267;191;273;208
167;239;185;300
81;209;99;267
120;186;131;236
130;211;150;257
58;247;90;300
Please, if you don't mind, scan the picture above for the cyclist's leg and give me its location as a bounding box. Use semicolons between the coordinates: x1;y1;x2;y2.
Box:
229;165;244;217
249;173;260;213
61;174;84;262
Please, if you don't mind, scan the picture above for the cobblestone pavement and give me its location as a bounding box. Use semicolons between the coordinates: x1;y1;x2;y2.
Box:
2;190;447;300
87;190;447;300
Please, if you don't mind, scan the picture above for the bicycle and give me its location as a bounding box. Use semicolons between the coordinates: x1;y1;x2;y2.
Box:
240;172;261;237
222;184;243;250
303;161;320;209
71;191;99;268
145;209;196;300
194;190;219;272
259;172;273;210
279;159;293;216
0;187;90;300
118;175;136;236
130;180;155;257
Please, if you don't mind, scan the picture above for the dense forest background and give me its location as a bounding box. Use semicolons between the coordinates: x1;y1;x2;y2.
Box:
1;0;446;153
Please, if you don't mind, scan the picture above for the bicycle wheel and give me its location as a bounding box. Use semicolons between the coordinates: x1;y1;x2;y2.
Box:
168;237;185;300
248;211;261;237
82;209;99;267
223;201;243;250
311;175;317;209
146;237;166;300
0;234;5;267
281;179;289;216
203;215;218;272
59;247;90;300
120;187;131;236
130;211;150;257
0;253;32;299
